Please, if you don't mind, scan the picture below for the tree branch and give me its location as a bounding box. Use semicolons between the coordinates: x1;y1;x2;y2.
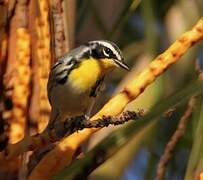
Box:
2;110;144;159
26;110;144;176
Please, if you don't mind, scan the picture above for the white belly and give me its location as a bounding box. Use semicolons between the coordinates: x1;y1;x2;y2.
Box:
50;80;92;117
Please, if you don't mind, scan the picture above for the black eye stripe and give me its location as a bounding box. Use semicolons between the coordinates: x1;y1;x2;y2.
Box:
83;42;121;60
90;46;116;59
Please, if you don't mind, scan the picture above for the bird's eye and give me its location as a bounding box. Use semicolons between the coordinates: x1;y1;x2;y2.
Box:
103;48;112;57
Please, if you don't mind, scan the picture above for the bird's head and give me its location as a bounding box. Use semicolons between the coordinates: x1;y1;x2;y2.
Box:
85;40;130;71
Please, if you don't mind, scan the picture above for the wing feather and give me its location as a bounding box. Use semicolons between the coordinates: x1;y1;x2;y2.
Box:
47;45;90;103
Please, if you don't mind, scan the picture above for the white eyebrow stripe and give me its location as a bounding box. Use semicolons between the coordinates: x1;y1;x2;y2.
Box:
91;41;121;60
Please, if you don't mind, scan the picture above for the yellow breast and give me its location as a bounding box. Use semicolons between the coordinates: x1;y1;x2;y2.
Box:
68;58;116;93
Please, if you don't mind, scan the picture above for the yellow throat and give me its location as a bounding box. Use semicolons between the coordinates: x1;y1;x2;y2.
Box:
68;58;116;92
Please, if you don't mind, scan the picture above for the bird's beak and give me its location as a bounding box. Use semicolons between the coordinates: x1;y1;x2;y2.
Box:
114;59;130;71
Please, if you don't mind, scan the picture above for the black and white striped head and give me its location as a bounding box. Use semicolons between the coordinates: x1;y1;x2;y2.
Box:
85;40;129;70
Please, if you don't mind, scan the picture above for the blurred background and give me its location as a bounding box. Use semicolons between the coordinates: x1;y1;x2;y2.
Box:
0;0;203;179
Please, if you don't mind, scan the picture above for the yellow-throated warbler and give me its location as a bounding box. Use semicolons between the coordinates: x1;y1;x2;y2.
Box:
47;40;129;125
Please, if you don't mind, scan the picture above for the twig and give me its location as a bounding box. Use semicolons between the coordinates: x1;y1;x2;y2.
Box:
3;110;144;159
26;110;144;179
60;110;144;133
156;97;196;180
26;110;143;176
28;110;141;178
24;110;144;176
47;109;144;142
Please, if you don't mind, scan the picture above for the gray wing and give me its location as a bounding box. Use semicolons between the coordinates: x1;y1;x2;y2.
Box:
47;45;90;103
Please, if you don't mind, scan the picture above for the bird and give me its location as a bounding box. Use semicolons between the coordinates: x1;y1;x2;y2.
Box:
47;40;129;127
